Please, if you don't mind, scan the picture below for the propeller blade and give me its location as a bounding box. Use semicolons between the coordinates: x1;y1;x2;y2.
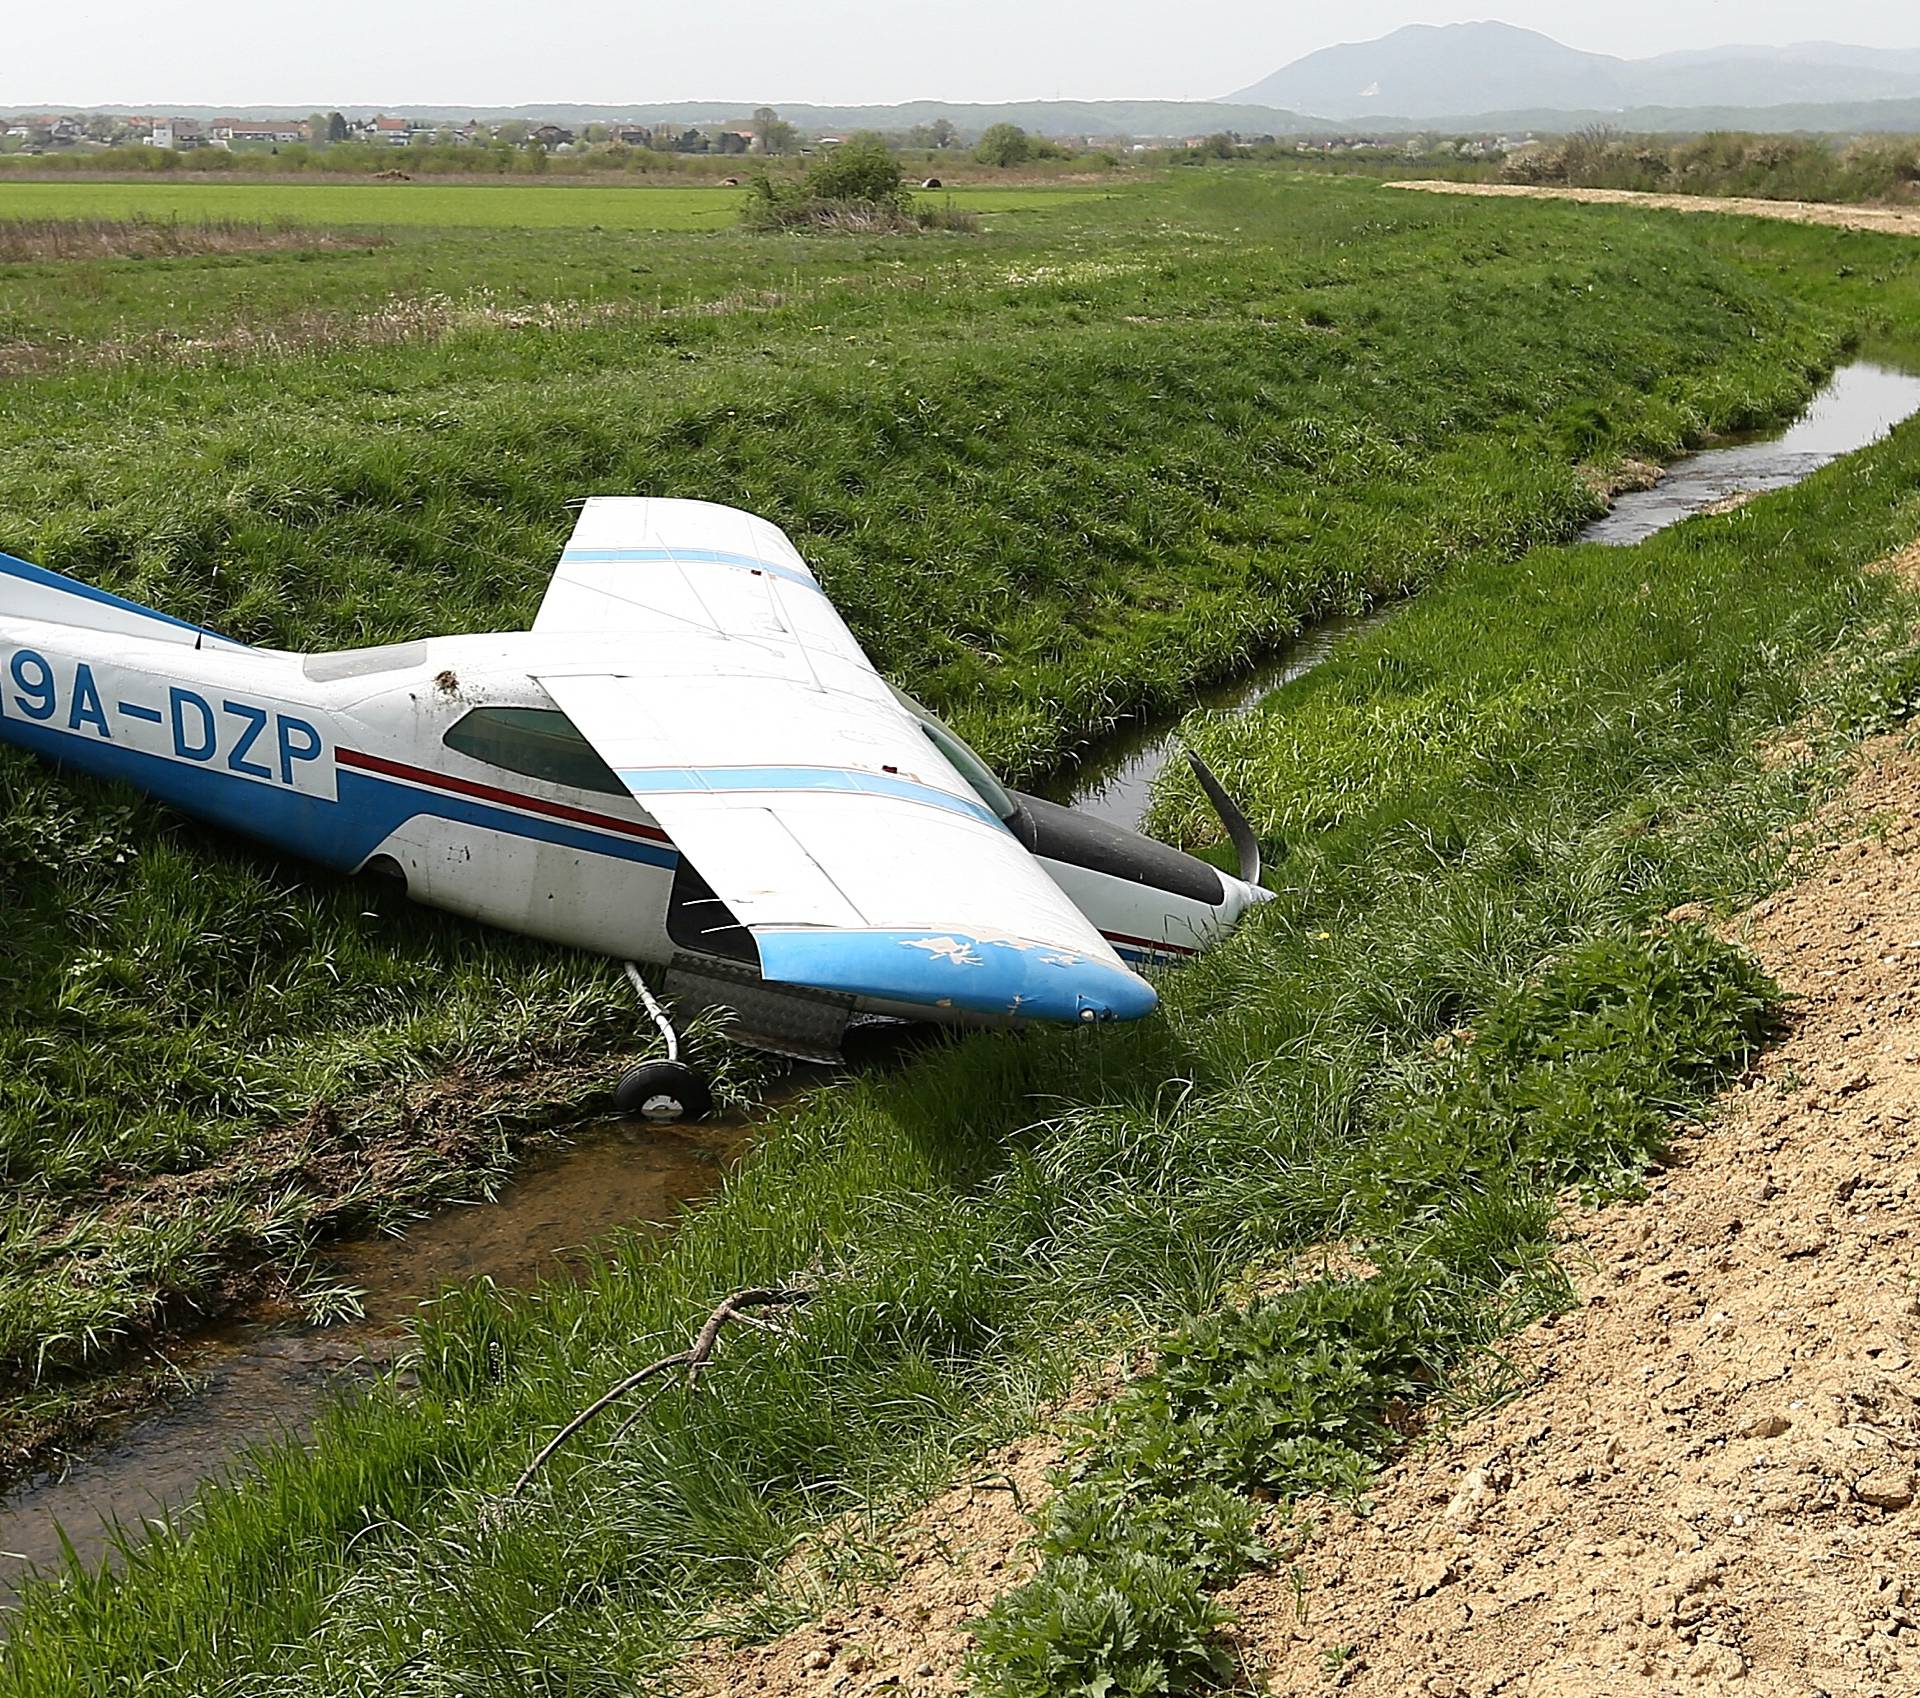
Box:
1186;750;1263;887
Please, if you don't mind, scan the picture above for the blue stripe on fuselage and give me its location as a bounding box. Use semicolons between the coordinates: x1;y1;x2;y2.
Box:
0;714;676;873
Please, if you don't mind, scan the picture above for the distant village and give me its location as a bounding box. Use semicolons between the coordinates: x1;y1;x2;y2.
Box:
3;112;769;154
0;110;1526;163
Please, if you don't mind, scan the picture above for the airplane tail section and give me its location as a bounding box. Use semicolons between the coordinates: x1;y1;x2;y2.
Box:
0;550;243;649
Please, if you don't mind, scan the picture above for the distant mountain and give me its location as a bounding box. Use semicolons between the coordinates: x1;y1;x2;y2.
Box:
1229;22;1920;120
18;99;1333;142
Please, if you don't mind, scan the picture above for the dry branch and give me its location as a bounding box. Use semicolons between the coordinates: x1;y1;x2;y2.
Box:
510;1285;812;1498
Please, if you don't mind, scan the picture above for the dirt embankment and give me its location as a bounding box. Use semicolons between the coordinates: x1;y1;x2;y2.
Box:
1386;180;1920;239
683;670;1920;1696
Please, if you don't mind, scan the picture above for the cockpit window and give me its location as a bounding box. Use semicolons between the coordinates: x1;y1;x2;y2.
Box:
443;707;628;797
887;684;1017;821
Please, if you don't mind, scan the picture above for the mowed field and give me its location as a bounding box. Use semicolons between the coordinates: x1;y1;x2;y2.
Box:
0;176;1118;229
4;170;1920;1691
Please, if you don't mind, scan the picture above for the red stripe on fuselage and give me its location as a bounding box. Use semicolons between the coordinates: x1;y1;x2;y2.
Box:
1102;928;1200;957
336;747;672;843
339;750;1202;954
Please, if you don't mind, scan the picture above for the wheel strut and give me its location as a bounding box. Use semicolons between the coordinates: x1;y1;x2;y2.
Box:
625;960;680;1062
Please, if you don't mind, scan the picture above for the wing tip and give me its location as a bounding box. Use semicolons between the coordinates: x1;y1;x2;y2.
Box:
756;928;1157;1025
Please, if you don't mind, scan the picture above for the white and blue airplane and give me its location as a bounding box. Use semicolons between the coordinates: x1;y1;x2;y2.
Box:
0;498;1268;1119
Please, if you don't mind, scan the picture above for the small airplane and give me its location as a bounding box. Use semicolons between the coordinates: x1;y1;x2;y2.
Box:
0;498;1269;1120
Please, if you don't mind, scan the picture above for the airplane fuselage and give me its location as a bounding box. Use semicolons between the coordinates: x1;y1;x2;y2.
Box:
0;616;1263;1032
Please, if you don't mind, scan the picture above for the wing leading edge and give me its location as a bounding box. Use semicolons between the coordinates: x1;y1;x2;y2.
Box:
533;499;1156;1024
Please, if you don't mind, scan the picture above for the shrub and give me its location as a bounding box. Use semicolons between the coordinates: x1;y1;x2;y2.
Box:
741;133;928;232
803;133;903;203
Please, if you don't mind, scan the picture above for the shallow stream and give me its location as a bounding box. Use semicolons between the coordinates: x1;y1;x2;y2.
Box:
5;356;1919;1615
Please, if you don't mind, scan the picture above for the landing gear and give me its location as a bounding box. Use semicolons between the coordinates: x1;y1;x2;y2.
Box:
619;962;714;1123
615;1059;714;1123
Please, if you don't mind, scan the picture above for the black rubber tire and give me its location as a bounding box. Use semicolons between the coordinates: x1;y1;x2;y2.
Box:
615;1060;714;1124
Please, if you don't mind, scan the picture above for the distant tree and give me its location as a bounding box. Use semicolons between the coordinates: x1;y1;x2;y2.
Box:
975;122;1033;167
752;106;800;154
1201;132;1239;159
929;118;957;149
326;110;349;144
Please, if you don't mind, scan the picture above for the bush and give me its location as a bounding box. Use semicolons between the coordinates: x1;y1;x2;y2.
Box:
802;132;903;203
1039;1481;1268;1584
740;134;979;233
1498;128;1920;205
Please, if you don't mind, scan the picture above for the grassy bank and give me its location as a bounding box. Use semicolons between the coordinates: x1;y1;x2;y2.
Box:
4;315;1918;1688
0;173;1847;1438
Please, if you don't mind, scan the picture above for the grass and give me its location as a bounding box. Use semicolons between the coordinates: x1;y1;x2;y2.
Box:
0;173;1846;1425
1;172;1919;1686
0;178;1117;231
4;354;1918;1690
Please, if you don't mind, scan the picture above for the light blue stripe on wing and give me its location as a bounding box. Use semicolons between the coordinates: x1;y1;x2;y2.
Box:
559;546;823;597
755;928;1158;1024
616;764;1009;832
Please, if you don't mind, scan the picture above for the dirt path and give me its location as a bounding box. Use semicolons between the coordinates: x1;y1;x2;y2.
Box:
1386;180;1920;239
683;719;1920;1698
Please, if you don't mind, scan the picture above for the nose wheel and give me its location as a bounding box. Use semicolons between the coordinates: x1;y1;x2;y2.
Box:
619;963;714;1123
615;1059;714;1123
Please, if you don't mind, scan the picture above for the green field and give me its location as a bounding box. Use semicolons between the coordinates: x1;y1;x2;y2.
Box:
0;176;1117;230
2;171;1920;1690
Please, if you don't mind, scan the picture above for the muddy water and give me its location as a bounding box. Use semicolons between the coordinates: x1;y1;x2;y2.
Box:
1054;618;1372;832
1581;360;1920;546
0;1121;736;1611
7;356;1918;1620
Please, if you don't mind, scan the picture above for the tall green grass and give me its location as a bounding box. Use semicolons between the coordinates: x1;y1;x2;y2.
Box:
0;175;1848;1411
5;340;1918;1688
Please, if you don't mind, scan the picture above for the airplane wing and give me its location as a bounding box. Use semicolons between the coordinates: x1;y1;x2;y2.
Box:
531;498;1154;1023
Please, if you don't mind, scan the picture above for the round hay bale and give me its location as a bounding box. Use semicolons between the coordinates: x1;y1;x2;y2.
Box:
921;176;943;189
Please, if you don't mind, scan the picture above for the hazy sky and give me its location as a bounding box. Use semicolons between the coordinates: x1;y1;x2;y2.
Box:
7;2;1918;108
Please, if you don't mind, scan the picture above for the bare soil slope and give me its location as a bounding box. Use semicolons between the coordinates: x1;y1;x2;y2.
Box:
685;722;1920;1698
1387;181;1920;239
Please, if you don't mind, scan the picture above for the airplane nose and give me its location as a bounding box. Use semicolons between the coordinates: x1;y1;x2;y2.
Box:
1221;873;1273;924
1077;968;1160;1023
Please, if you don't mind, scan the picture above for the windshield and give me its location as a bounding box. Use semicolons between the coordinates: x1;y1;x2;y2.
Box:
887;684;1018;822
